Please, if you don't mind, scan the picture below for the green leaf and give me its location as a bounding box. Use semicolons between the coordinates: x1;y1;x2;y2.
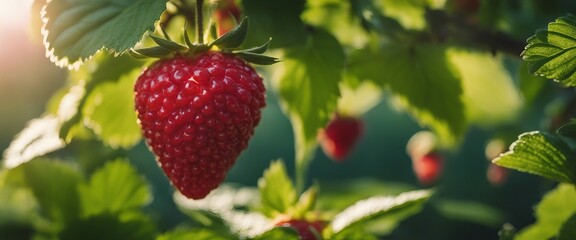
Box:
557;213;576;240
375;0;428;30
59;53;145;145
492;131;576;183
0;168;38;227
22;159;82;224
242;0;307;48
349;44;465;146
521;15;576;86
42;0;166;68
82;67;142;148
240;38;271;54
257;160;297;217
327;189;433;237
515;183;576;240
434;199;504;227
149;35;187;52
78;159;151;217
337;77;382;117
447;48;522;126
156;228;232;240
498;223;516;240
317;179;415;213
302;0;369;46
293;184;319;219
253;227;299;240
236;52;279;65
330;226;378;240
173;185;270;239
557;120;576;139
2;115;65;169
211;17;249;50
274;29;344;178
58;212;157;240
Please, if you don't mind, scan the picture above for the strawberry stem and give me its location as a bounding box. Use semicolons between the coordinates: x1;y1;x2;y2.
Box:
196;0;204;44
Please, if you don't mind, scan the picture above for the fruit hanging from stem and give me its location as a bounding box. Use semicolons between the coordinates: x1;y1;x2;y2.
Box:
133;0;276;199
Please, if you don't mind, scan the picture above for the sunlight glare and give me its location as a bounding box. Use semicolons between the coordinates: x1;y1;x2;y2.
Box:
0;0;34;31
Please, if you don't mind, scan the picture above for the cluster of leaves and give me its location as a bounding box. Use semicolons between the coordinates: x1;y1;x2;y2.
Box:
173;160;433;239
493;14;576;240
0;157;432;239
0;159;154;239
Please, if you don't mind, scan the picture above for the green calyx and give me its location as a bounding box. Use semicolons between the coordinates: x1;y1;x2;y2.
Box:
131;17;279;65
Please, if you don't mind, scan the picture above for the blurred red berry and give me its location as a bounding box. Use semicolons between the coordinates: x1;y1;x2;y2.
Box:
487;164;508;186
214;0;241;36
318;116;364;161
412;152;444;186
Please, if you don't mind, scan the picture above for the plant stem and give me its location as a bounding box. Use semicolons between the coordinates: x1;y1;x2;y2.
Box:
195;0;204;44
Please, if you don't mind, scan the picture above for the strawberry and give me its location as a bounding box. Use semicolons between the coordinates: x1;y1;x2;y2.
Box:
214;0;242;37
412;152;443;186
275;220;326;240
134;51;266;199
318;116;364;161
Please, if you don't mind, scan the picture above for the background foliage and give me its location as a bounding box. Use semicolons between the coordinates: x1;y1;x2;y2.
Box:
1;0;576;239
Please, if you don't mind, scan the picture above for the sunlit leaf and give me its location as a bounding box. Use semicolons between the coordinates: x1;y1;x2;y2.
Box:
58;212;157;240
82;68;142;148
78;159;151;217
376;0;428;30
258;160;297;218
2;115;65;169
337;79;382;117
349;44;465;146
515;183;576;240
302;0;369;47
41;0;166;68
493;131;576;183
328;189;432;237
173;185;270;239
293;184;319;219
274;29;344;173
521;14;576;86
447;48;522;126
22;159;82;224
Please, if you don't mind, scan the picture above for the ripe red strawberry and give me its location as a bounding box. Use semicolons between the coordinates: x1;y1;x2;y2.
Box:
214;0;242;37
275;220;326;240
134;51;265;199
412;152;443;186
318;116;364;161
